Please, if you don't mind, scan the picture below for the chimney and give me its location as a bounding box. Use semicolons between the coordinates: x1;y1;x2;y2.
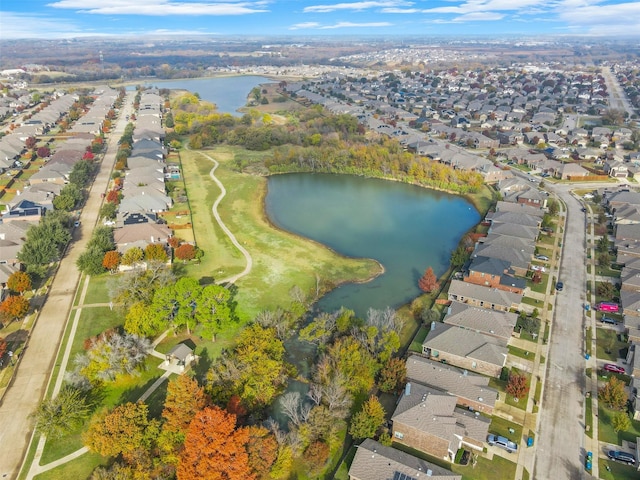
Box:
405;383;411;396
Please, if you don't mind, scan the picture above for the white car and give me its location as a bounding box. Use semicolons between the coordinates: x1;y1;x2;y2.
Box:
531;265;546;273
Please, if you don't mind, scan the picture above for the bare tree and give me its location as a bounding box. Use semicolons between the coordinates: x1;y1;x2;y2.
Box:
265;417;287;445
279;391;303;426
307;383;323;406
322;374;353;418
366;307;403;335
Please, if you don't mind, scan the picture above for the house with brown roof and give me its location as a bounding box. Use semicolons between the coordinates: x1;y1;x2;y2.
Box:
391;383;490;461
113;223;172;253
405;355;498;414
348;439;461;480
422;322;508;377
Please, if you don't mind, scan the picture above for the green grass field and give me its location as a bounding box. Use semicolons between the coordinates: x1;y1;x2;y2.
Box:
180;147;382;320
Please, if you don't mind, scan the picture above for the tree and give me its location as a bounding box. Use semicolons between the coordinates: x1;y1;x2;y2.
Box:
597;281;616;299
88;226;115;253
124;301;167;337
32;386;90;439
418;266;439;293
102;251;121;273
77;248;107;275
506;373;529;400
175;243;196;262
69;160;94;187
99;202;117;220
121;247;144;266
246;426;278;476
37;146;50;158
105;189;120;204
0;338;7;360
613;411;631;433
599;376;628;410
53;183;83;211
348;395;385;440
0;295;30;322
145;243;168;262
177;406;254;480
450;245;469;268
7;271;31;294
303;440;330;472
195;284;234;341
25;136;37;149
162;376;209;436
84;402;159;462
547;199;559;216
378;357;407;393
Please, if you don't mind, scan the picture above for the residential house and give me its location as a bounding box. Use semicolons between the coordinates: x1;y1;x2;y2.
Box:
493;200;545;218
0;221;31;267
447;279;522;312
113;223;172;253
391;383;490;460
465;256;525;294
443;301;517;342
556;162;590;180
1;199;46;223
472;243;531;277
488;222;538;242
348;439;461;480
422;322;508;377
405;355;498;414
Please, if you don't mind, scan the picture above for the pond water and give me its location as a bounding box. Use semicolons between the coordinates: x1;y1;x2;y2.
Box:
265;173;480;318
143;75;274;114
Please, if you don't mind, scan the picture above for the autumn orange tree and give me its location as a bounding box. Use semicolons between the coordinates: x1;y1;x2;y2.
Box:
246;426;278;476
177;406;254;480
506;372;530;400
0;295;30;323
102;250;121;273
175;244;196;262
418;266;439;293
7;271;32;295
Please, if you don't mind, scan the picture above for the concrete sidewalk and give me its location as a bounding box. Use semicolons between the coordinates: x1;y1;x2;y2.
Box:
0;93;134;480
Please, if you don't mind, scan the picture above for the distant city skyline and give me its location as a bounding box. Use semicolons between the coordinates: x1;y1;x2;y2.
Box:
2;0;640;40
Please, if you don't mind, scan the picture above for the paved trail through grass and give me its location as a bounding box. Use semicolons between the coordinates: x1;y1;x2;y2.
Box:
197;150;253;284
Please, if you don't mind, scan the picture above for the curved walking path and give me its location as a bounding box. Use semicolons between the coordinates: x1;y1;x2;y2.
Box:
197;150;253;285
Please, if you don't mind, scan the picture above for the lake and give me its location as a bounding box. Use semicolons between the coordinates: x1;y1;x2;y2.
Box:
265;173;480;317
143;75;274;114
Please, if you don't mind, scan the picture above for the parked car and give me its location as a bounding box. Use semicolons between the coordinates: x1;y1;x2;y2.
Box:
600;316;617;325
531;265;546;272
535;255;549;261
487;434;518;453
608;450;636;465
603;364;626;374
555;281;563;291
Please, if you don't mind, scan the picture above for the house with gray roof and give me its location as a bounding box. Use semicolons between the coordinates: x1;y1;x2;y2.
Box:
443;301;517;342
488;222;538;242
607;191;640;210
473;243;531;276
447;279;522;312
405;355;498;414
391;382;490;461
614;204;640;225
493;200;545;218
348;439;461;480
485;211;541;228
422;322;508;377
621;289;640;319
465;255;525;294
556;162;589;180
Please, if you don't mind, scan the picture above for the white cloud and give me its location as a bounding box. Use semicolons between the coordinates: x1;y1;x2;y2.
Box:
0;12;98;38
47;0;269;15
288;22;322;30
304;1;412;13
319;21;393;28
451;11;505;21
423;0;549;14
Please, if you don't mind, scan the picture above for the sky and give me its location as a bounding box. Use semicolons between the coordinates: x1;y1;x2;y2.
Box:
1;0;640;39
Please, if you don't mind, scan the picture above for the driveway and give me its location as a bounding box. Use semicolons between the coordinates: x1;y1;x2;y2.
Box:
0;92;134;479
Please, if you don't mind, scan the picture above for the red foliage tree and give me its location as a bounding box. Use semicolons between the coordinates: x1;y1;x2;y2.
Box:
0;337;7;360
106;189;120;204
83;150;94;161
102;251;121;272
418;266;439;293
177;406;254;480
168;236;181;249
175;244;196;262
506;373;529;399
303;440;330;472
25;136;37;149
226;395;247;422
36;146;50;158
7;271;32;294
0;295;30;322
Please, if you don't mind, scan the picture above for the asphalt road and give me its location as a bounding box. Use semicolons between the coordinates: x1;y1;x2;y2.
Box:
0;92;134;479
534;185;589;479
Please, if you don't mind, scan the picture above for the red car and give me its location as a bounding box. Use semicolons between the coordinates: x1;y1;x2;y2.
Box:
604;364;625;374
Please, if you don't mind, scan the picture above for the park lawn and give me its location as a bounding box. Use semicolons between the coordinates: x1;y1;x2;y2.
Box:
596;327;629;362
81;275;112;305
40;356;165;464
598;404;640;445
68;307;123;365
181;146;381;320
33;452;107;480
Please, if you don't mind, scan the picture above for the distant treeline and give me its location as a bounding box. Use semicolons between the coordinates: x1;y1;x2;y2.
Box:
171;93;483;194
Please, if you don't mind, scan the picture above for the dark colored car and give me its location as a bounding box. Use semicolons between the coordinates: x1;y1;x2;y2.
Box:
608;450;636;465
555;281;563;291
